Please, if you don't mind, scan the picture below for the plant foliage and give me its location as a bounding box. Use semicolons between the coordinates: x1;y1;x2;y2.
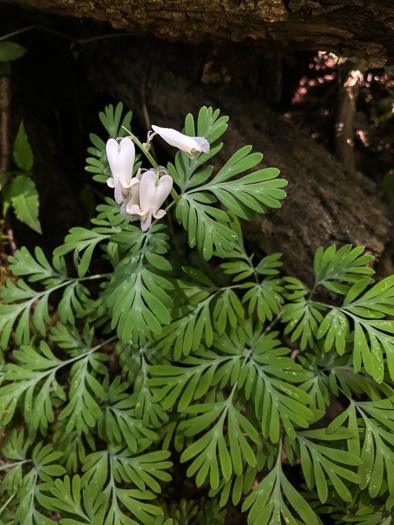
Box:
0;104;393;525
2;121;42;233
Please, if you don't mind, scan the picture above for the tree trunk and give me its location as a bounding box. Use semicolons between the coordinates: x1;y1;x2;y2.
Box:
1;0;394;65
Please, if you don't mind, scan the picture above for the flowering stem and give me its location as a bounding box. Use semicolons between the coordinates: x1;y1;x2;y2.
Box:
121;126;180;203
122;126;158;168
170;188;180;203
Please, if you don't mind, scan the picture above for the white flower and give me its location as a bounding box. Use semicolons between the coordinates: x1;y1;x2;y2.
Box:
151;125;210;159
120;169;142;221
106;137;139;204
127;170;173;231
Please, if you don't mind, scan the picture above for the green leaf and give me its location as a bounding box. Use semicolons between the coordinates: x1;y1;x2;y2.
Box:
282;299;325;350
150;351;226;411
114;342;169;429
173;109;286;258
111;447;173;494
176;192;237;260
314;245;374;292
41;475;105;522
1;437;65;523
100;377;158;452
341;276;394;382
5;175;41;233
296;433;361;503
204;159;287;220
0;41;27;61
108;250;173;344
157;291;215;359
0;250;91;348
243;453;319;525
356;400;394;498
241;278;284;324
0;342;66;431
317;308;349;354
13;120;34;171
86;103;137;184
54;226;112;277
238;331;313;441
9;246;66;284
256;253;283;276
213;288;244;334
58;353;107;435
80;447;164;524
99;102;132;139
179;396;259;489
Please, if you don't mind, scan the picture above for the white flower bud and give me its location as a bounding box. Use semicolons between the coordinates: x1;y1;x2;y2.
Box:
151;125;210;159
106;137;139;204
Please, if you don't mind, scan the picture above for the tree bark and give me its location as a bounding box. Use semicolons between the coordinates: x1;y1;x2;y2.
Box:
1;0;394;65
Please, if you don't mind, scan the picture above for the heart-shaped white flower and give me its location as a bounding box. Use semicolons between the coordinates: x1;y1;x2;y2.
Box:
127;170;173;231
120;169;142;221
106;137;139;204
151;125;210;159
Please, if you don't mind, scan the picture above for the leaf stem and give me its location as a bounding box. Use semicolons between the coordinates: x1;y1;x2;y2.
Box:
25;272;110;304
122;126;158;168
0;459;32;471
76;272;112;282
60;335;118;369
308;283;318;300
0;493;15;514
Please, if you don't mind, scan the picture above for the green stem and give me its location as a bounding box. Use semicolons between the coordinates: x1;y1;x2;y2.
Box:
121;126;158;168
121;126;180;203
0;26;34;42
170;188;180;203
308;284;318;300
0;493;15;514
0;459;32;472
30;272;110;303
59;335;117;369
77;273;111;282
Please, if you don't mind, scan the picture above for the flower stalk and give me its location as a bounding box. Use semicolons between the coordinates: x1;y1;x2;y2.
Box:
121;126;180;203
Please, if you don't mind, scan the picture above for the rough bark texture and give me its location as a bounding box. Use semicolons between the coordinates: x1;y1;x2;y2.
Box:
1;0;394;65
88;38;392;285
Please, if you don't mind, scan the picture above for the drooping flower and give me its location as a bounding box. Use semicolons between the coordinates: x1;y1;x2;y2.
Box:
120;168;142;221
127;169;173;231
151;125;210;159
106;137;139;204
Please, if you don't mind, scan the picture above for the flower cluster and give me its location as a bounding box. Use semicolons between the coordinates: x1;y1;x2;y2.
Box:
105;125;209;230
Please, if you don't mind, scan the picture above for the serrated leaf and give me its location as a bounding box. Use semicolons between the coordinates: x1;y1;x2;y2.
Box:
13;120;34;171
5;175;41;233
